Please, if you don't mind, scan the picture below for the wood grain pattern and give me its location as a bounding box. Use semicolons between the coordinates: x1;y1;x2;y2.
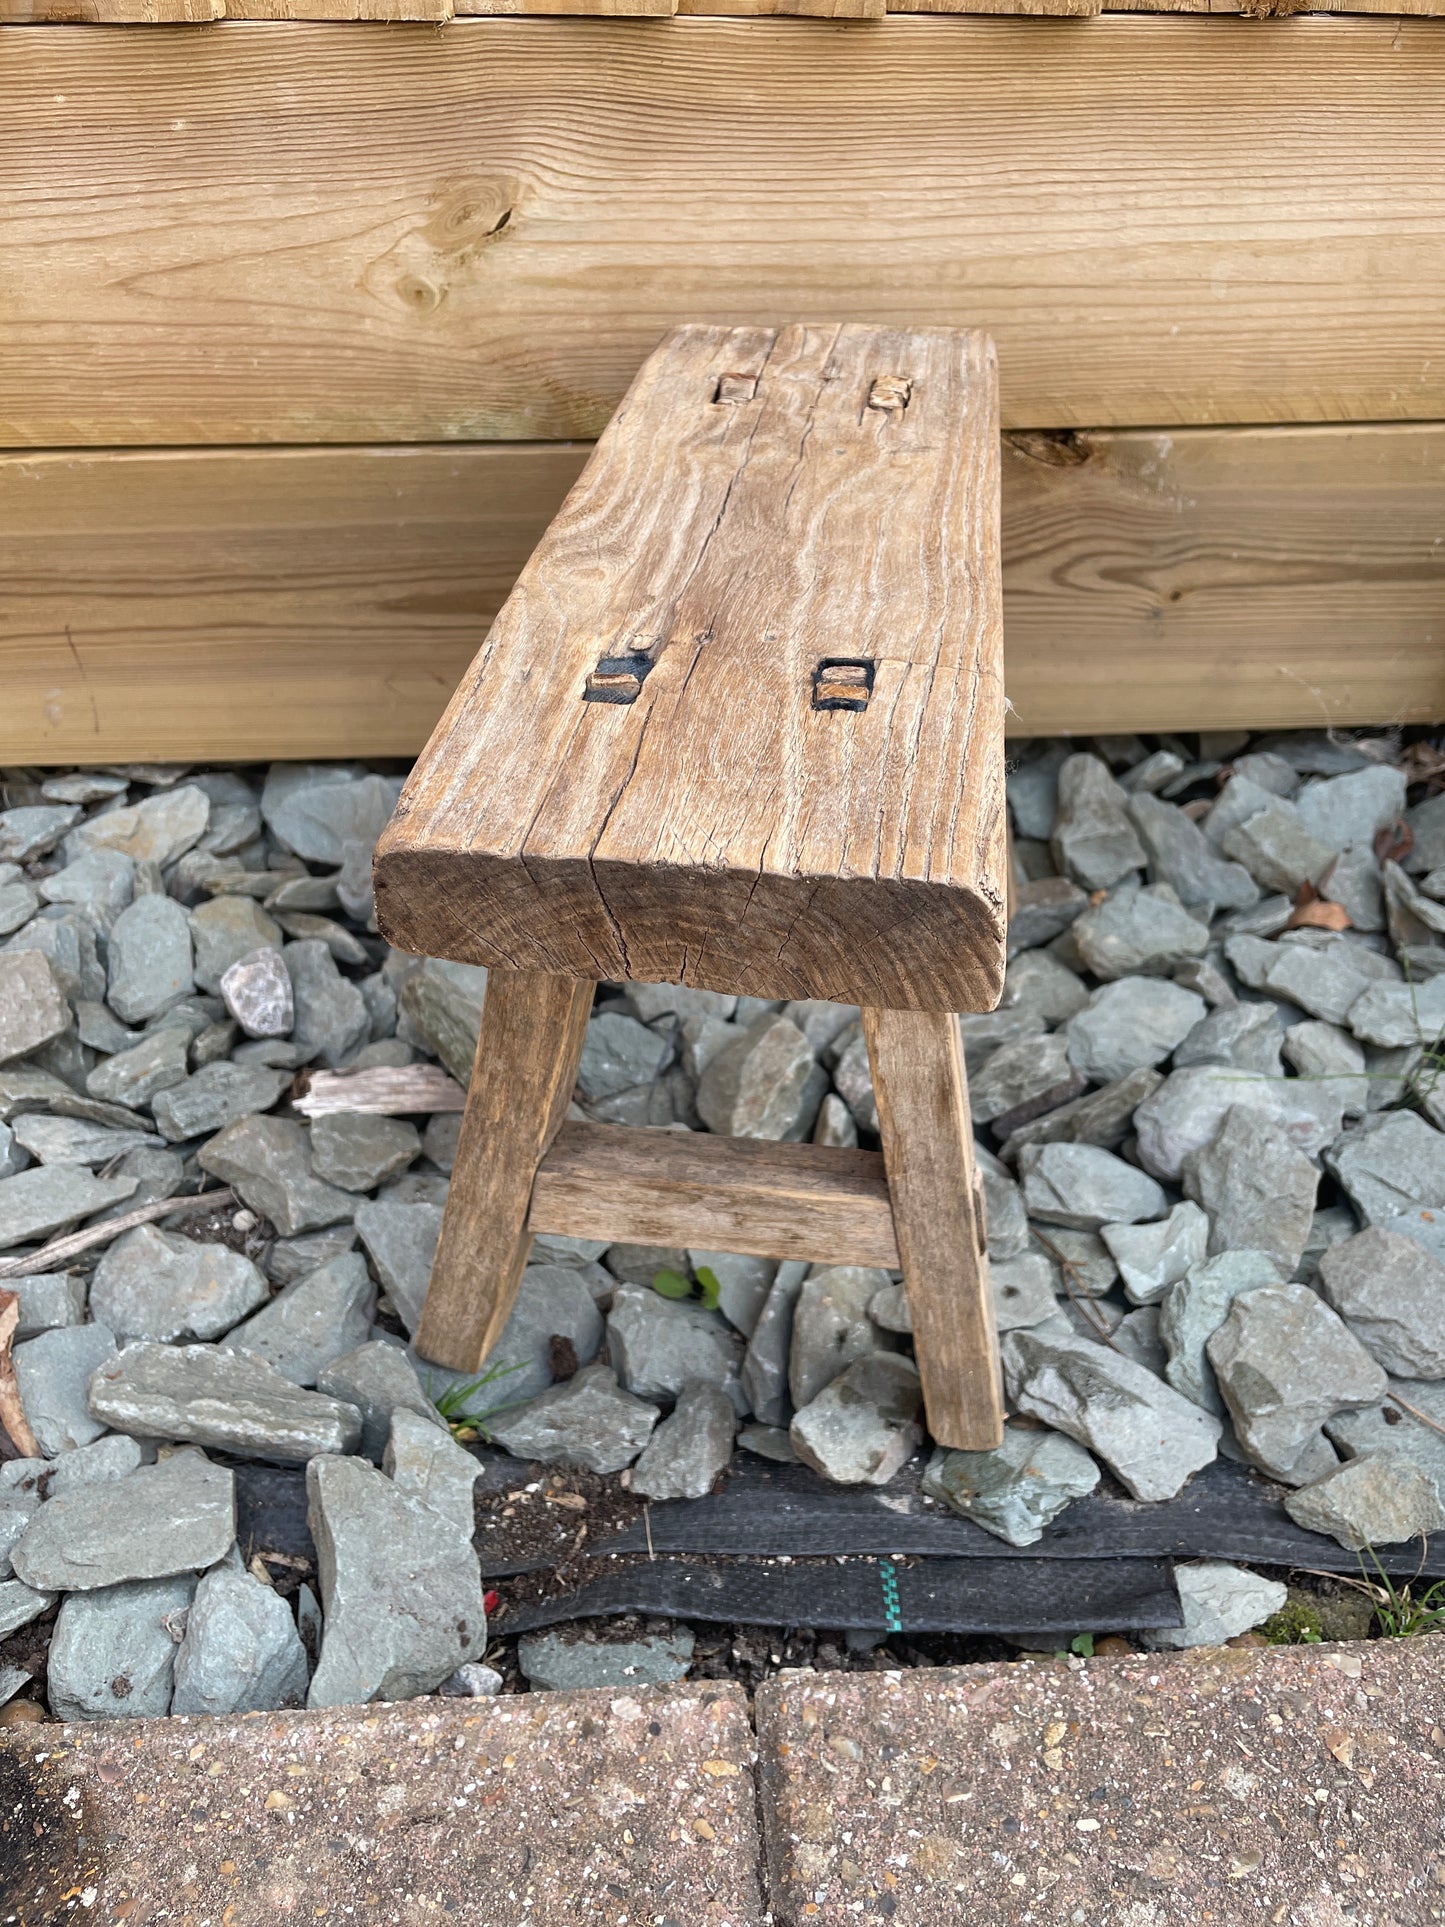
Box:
5;17;1445;442
413;969;594;1373
529;1120;902;1265
863;1007;1003;1449
374;324;1008;1012
0;0;221;16
3;424;1441;765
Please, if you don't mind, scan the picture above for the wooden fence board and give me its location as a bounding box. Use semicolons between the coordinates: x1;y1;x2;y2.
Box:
3;17;1444;443
1;424;1441;763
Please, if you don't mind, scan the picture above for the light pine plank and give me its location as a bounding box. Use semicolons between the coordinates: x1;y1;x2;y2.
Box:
374;324;1009;1012
2;424;1442;765
0;0;222;17
529;1121;903;1265
414;969;595;1373
227;0;452;18
863;1007;1004;1450
458;0;671;14
679;0;881;16
4;17;1445;441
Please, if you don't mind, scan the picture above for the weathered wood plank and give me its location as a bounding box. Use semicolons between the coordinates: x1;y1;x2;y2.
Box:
373;324;1008;1012
2;424;1441;765
414;969;595;1373
863;1008;1004;1450
529;1121;903;1265
4;17;1444;441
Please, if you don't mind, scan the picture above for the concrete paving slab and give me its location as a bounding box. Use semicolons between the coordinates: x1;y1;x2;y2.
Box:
756;1641;1445;1926
0;1683;763;1927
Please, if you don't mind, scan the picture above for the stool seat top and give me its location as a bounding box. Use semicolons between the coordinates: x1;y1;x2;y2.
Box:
376;322;1006;1012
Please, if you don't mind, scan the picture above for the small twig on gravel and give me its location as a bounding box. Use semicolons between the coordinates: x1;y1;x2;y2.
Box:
293;1065;465;1117
0;1291;41;1458
1388;1391;1445;1447
0;1187;237;1280
645;1504;655;1562
1029;1227;1119;1350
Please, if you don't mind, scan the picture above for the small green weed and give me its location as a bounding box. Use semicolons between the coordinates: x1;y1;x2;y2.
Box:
428;1358;526;1443
652;1264;723;1313
1359;1547;1445;1639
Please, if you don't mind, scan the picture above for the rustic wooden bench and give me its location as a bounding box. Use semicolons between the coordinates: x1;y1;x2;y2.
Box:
375;321;1008;1450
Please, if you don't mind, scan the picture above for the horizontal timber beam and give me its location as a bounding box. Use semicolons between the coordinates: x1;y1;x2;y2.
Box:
3;17;1444;443
2;424;1441;762
528;1121;903;1267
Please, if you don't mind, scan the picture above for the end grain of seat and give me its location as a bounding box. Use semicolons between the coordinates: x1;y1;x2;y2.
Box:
375;322;1008;1013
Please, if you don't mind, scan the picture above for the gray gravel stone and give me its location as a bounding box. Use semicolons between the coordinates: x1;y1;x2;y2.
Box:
383;1408;481;1534
65;785;210;869
12;1451;233;1591
352;1197;443;1333
1345;974;1445;1048
0;806;80;861
1133;1067;1344;1182
485;1362;658;1474
1002;1327;1221;1501
221;1252;375;1386
308;1113;421;1193
788;1265;893;1407
1140;1560;1287;1650
266;769;401;924
33;1433;145;1500
1319;845;1386;932
1019;1142;1167;1231
198;1114;354;1238
315;1341;444;1462
603;1242;690;1291
1000;951;1091;1024
1226;930;1397;1027
999;1069;1164;1164
0;952;72;1066
1294;765;1407;852
1326;1378;1445;1496
13;1321;117;1455
790;1353;923;1486
991;1253;1062;1331
151;1061;291;1142
517;1629;694;1693
220;946;295;1039
190;896;282;994
266;1222;359;1287
1126;794;1260;911
1007;743;1069;840
1111;1305;1169;1376
921;1424;1099;1546
0;1578;56;1638
394;959;487;1084
969;1031;1083;1125
577;1011;672;1102
1160;1249;1284;1415
1207;1283;1387;1484
1065;976;1206;1083
0;871;39;939
89;1342;362;1462
607;1282;745;1409
10;1270;86;1338
1050;754;1146;890
307;1450;485;1707
686;1249;776;1337
285;939;369;1070
170;1553;309;1717
4;913;104;1005
1282;1019;1371;1115
1173;1000;1284;1076
10;1114;161;1168
89;1224;268;1343
1221;798;1336;896
1316;1228;1445;1378
696;1014;826;1141
974;1145;1030;1261
85;1024;191;1108
1006;877;1089;957
1072;883;1210;981
40;849;135;932
471;1262;607;1407
1182;1105;1319;1274
1285;1453;1445;1551
47;1574;196;1721
630;1381;737;1500
741;1260;808;1427
106;894;194;1025
1324;1111;1445;1226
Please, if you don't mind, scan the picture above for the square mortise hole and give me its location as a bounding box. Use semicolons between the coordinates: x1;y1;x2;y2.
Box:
583;653;656;704
713;371;760;405
812;658;876;712
867;375;912;413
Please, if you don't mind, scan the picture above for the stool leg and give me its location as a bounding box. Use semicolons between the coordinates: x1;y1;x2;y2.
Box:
414;968;594;1373
862;1006;1005;1452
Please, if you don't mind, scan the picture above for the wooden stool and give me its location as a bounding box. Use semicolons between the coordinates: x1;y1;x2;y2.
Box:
374;323;1008;1451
